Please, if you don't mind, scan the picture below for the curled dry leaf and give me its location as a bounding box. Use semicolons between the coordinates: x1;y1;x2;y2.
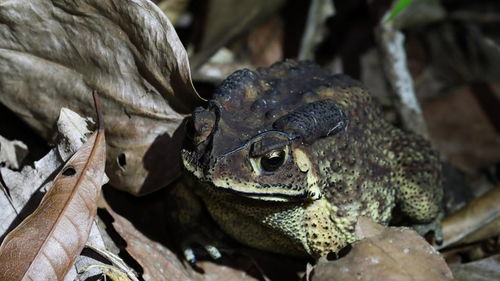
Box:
311;217;453;281
441;186;500;249
0;93;106;280
0;0;202;196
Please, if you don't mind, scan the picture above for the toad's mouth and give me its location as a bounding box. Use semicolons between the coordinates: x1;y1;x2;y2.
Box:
233;190;309;202
198;179;317;203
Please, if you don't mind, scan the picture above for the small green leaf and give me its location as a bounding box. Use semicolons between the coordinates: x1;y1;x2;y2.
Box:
385;0;414;22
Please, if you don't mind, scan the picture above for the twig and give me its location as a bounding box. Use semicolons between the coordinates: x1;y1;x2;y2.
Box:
83;243;140;281
298;0;334;60
376;14;429;138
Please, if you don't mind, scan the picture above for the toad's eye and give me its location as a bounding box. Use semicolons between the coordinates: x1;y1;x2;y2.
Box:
261;150;286;172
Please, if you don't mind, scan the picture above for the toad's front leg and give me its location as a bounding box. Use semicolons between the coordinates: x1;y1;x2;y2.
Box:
165;177;222;263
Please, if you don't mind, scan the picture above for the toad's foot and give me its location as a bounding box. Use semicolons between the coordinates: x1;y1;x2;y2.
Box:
412;213;444;245
181;232;222;263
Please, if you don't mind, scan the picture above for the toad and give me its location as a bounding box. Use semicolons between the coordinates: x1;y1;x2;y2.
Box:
179;60;443;259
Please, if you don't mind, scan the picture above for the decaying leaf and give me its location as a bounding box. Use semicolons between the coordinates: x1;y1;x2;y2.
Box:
247;17;284;67
0;135;28;170
1;106;111;280
422;85;500;172
311;217;453;281
56;108;94;162
82;243;139;281
190;0;286;68
0;181;17;243
106;207;195;281
441;186;500;249
0;107;104;238
68;220;112;281
449;254;500;281
0;106;110;281
0;0;202;196
156;0;191;24
105;205;265;281
0;93;106;280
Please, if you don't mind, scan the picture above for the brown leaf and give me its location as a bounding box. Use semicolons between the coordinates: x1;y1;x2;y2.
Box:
441;186;500;249
422;85;500;172
247;17;284;67
105;205;266;281
312;218;453;281
0;93;106;280
354;216;386;240
0;108;102;239
190;0;286;68
106;207;195;281
0;0;202;195
449;254;500;281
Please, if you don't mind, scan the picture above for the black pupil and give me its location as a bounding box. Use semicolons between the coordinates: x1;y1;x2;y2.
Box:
261;150;285;172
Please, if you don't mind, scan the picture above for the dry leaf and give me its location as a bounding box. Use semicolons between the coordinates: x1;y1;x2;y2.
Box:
0;107;104;238
196;261;260;281
441;186;500;249
68;221;112;281
0;136;28;170
190;0;286;68
449;254;500;281
422;85;500;172
0;94;106;280
105;205;265;281
83;243;139;281
247;17;284;67
0;181;16;239
0;106;111;280
156;0;191;24
56;108;93;162
311;217;453;281
0;0;202;196
354;216;386;239
106;207;195;281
